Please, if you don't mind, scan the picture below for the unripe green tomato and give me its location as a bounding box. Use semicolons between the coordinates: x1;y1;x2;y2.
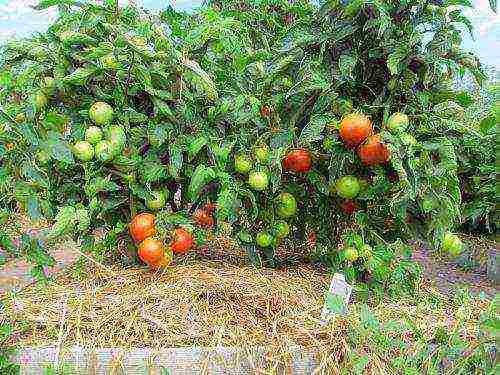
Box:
248;171;269;191
386;112;409;133
442;232;463;257
335;176;361;199
400;133;417;146
343;246;359;262
33;91;48;112
89;102;114;125
85;126;103;145
275;192;297;218
234;154;253;174
273;220;290;238
73;141;94;162
146;191;168;211
94;140;114;162
254;145;270;164
256;231;273;247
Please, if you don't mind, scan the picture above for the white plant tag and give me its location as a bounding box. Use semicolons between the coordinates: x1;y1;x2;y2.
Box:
320;273;352;325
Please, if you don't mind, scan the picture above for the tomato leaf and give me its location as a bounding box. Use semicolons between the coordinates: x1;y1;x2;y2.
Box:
45;132;74;164
188;165;216;201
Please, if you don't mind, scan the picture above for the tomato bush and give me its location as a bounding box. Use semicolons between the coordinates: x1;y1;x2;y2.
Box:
0;0;493;288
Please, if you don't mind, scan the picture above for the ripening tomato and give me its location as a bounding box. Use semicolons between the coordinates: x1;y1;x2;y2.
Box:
256;231;273;247
273;220;290;239
275;192;297;218
343;246;359;262
130;213;156;242
85;126;103;145
146;191;168;211
254;145;270;164
95;140;114;162
89;101;114;125
386;112;409;133
441;232;463;257
138;237;165;265
282;149;312;173
339;113;373;147
335;176;361;199
340;199;359;215
234;154;253;174
193;209;214;228
170;227;195;255
73;141;94;162
248;171;269;191
357;134;390;166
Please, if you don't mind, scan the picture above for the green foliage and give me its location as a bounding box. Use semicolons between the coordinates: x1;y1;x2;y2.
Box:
0;0;493;286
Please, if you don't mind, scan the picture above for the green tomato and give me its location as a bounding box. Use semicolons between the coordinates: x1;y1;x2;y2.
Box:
400;133;417;146
343;246;359;262
73;141;94;162
386;112;409;133
273;220;290;239
254;145;270;164
234;154;253;174
275;192;297;218
335;176;360;199
94;140;114;162
146;191;168;211
33;91;48;112
89;102;114;125
238;230;253;243
85;126;103;145
248;171;269;191
107;125;126;156
421;197;434;213
36;150;50;165
256;231;273;247
442;232;463;257
41;76;56;96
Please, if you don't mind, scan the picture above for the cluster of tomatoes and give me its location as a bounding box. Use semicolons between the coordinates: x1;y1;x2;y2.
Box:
129;213;195;268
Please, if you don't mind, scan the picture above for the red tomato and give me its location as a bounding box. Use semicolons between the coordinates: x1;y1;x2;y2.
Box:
339;113;373;147
137;237;165;265
282;149;312;173
130;213;156;242
170;227;195;255
193;209;214;228
357;134;390;166
202;202;217;214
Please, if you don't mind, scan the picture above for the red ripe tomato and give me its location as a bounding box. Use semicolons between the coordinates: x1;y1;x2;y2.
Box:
282;149;312;173
339;113;373;147
202;202;217;214
150;249;173;269
357;134;390;166
137;237;165;266
193;209;214;228
340;200;359;215
170;227;195;255
130;213;156;242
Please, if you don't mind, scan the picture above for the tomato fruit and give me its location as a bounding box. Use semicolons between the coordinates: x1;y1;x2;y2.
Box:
400;133;417;146
42;76;56;96
146;191;168;211
254;145;270;164
386;112;409;133
234;154;253;174
357;134;390;166
202;202;217;214
442;232;463;257
130;213;156;242
150;251;173;269
282;149;312;173
340;199;359;215
89;101;114;125
256;231;273;247
193;209;214;228
335;176;360;199
273;220;290;238
33;91;48;112
339;113;373;147
73;141;94;162
248;171;269;191
421;197;434;213
94;140;114;162
275;192;297;218
170;227;195;255
138;237;165;266
85;126;103;145
343;246;359;262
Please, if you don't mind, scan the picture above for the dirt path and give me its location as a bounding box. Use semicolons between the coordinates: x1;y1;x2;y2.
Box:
412;244;498;297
